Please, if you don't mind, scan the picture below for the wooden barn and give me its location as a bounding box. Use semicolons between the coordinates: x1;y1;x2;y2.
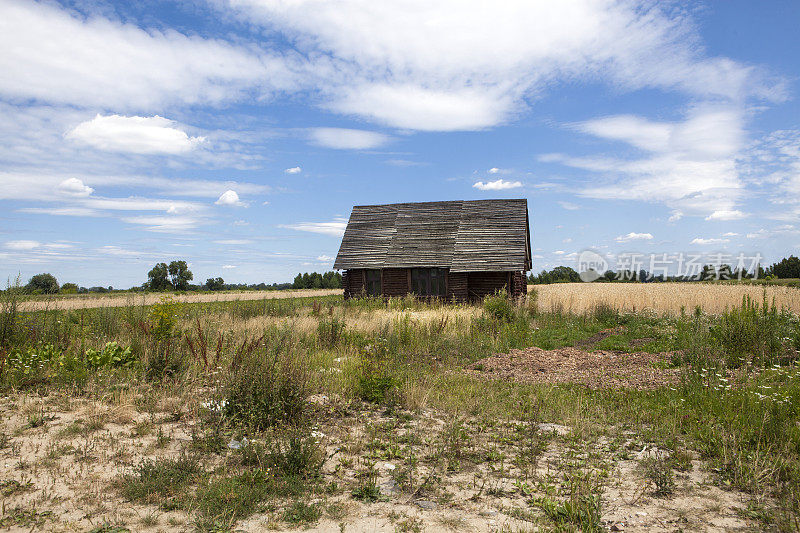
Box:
333;199;531;301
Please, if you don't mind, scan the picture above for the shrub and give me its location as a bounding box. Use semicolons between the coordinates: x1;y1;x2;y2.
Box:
148;296;181;340
356;338;397;404
483;289;514;323
224;334;310;430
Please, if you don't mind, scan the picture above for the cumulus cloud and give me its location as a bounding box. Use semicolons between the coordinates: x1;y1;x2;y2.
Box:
215;190;245;207
309;128;390;150
58;177;93;197
317;255;333;262
279;218;347;236
615;232;654;243
284;166;302;174
66;114;204;154
473;179;522;191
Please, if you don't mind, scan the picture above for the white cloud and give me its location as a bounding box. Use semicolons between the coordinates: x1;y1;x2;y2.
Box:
317;255;333;262
5;240;40;250
722;232;739;237
58;177;93;197
705;210;747;221
0;0;299;110
309;128;390;150
615;232;653;243
223;0;777;131
121;215;202;233
279;218;347;236
488;167;501;174
473;179;523;191
222;264;237;269
66;114;204;154
557;201;580;210
97;245;150;257
215;190;245;207
555;106;746;219
668;211;683;222
691;237;730;245
284;166;302;174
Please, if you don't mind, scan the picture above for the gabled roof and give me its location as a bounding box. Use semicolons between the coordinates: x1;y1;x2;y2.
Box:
333;199;531;272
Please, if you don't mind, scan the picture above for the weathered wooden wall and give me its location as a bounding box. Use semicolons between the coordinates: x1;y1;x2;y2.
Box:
447;271;468;302
343;269;364;299
382;268;409;297
343;268;526;301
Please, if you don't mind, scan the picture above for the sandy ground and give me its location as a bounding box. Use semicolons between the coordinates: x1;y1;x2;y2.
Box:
0;391;758;532
18;289;342;312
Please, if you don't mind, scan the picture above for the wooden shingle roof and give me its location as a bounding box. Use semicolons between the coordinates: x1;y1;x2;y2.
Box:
333;199;531;272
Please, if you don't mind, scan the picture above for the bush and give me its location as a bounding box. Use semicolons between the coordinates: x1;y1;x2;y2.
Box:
483;289;514;323
224;334;310;430
26;273;59;294
356;338;397;404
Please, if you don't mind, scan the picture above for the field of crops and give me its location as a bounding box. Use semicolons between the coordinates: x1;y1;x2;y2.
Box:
534;281;800;314
1;285;799;532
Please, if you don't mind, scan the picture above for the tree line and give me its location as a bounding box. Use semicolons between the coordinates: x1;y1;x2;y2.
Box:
292;271;342;289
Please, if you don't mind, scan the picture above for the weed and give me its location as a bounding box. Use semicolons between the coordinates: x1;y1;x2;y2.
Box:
357;338;397;404
282;500;321;525
641;457;676;496
117;454;201;509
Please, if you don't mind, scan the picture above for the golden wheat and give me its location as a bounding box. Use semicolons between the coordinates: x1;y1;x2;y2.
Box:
531;282;800;315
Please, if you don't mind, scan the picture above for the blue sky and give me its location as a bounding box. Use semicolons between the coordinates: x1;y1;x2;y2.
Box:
1;0;799;287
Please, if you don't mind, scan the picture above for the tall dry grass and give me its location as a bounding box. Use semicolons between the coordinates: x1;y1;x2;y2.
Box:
533;282;800;315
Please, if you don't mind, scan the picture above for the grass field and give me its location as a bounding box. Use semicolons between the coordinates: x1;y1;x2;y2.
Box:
1;285;799;531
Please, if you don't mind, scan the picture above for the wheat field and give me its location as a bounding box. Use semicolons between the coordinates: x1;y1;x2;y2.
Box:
532;282;800;315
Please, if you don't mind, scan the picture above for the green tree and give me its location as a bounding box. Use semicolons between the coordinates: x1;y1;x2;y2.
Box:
147;262;171;291
26;273;59;294
205;277;225;291
168;261;193;290
60;282;78;294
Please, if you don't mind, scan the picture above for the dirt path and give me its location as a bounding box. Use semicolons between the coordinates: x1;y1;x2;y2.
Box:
18;289;342;312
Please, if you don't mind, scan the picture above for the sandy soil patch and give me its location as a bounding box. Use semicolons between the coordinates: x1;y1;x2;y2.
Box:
466;346;680;390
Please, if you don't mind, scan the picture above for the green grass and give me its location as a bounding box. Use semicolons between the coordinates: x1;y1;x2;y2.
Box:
6;289;800;529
